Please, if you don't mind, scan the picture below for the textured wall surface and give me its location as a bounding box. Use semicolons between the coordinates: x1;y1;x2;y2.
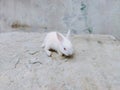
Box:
0;0;120;39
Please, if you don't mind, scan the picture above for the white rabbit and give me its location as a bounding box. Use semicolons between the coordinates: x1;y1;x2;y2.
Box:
42;30;73;57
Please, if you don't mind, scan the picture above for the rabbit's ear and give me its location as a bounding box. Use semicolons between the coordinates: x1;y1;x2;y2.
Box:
57;32;63;42
66;29;71;38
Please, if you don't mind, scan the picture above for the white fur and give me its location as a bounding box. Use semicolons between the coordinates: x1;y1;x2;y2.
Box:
42;31;73;56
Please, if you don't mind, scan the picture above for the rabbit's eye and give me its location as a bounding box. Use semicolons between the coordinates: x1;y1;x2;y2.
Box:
64;48;66;50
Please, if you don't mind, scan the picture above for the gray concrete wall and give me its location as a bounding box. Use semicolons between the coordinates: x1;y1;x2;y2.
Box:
0;0;120;39
87;0;120;39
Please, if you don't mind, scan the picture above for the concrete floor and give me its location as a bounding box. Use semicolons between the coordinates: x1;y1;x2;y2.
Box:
0;32;120;90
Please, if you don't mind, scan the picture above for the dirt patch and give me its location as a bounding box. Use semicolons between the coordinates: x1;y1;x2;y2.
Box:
11;21;30;29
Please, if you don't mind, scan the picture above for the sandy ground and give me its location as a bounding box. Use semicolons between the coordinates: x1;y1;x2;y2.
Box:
0;32;120;90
